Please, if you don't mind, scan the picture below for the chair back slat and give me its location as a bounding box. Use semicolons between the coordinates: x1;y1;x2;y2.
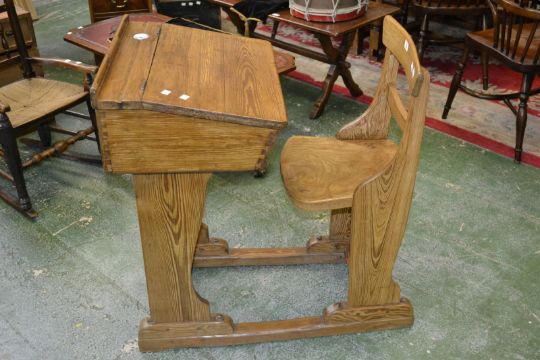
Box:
521;21;538;62
3;0;35;77
388;87;407;131
533;38;540;61
512;19;525;58
505;13;514;55
382;16;424;96
494;0;540;64
499;12;508;50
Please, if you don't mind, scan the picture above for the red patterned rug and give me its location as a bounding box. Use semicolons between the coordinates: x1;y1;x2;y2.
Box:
255;21;540;168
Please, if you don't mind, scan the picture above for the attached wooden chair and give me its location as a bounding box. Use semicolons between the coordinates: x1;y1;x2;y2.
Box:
281;16;430;315
443;0;540;163
0;0;99;218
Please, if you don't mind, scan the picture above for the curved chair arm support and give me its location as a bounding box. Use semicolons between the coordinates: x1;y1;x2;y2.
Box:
336;51;399;141
336;102;392;141
28;57;98;90
28;57;98;74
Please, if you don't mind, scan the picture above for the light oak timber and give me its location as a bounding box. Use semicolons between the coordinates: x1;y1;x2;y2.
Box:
138;299;413;350
134;173;212;323
194;247;345;267
92;16;427;352
96;109;279;173
194;222;346;266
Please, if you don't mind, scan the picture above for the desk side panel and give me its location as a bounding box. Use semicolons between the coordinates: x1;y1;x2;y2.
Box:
97;109;278;174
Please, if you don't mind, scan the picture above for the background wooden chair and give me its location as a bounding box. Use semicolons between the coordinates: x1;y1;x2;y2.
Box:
281;16;429;312
0;0;98;218
408;0;491;87
442;0;540;163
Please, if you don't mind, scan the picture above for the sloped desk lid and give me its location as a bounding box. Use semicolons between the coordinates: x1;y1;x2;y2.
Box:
91;16;287;129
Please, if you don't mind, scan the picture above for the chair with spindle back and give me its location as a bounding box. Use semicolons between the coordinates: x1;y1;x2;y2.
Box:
442;0;540;163
409;0;491;83
281;16;429;311
0;0;99;218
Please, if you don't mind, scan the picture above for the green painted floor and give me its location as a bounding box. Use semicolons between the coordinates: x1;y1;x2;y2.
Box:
1;1;539;359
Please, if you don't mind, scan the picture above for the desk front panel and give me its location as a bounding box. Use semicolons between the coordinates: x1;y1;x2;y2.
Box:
97;109;279;174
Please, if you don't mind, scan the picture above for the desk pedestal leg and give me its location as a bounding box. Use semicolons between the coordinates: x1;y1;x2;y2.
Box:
134;174;412;351
134;173;234;351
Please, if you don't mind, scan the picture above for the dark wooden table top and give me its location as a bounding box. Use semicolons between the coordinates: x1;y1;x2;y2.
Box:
64;13;170;56
208;0;399;37
269;2;400;37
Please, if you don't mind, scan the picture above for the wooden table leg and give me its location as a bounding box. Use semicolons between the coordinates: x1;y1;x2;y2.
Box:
310;32;363;119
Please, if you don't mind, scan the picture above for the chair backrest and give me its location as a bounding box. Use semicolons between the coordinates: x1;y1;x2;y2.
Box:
337;15;429;159
336;16;430;307
489;0;540;64
414;0;489;9
1;0;35;78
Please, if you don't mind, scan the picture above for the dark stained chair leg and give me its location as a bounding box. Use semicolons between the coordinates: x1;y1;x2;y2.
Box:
442;46;470;119
87;98;100;152
514;73;534;163
0;113;33;213
417;13;429;62
481;13;489;90
481;50;489;90
37;121;52;148
400;0;410;25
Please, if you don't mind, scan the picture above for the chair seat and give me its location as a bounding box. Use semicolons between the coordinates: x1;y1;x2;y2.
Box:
280;136;398;211
467;23;540;68
0;78;87;128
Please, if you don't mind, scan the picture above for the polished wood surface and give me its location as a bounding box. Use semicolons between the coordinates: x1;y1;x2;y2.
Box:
93;18;287;129
282;12;430;322
93;14;424;352
97;109;278;173
208;0;399;118
64;13;296;75
142;25;287;128
281;137;398;211
139;299;412;350
64;13;170;56
134;173;213;323
0;78;87;128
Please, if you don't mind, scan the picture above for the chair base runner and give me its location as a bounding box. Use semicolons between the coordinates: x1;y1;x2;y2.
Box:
138;299;413;351
0;188;37;219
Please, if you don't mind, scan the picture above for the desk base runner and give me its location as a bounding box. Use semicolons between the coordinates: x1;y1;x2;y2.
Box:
138;299;413;351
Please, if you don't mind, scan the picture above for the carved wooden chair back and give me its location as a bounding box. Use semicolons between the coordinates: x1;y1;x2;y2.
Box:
332;15;430;307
